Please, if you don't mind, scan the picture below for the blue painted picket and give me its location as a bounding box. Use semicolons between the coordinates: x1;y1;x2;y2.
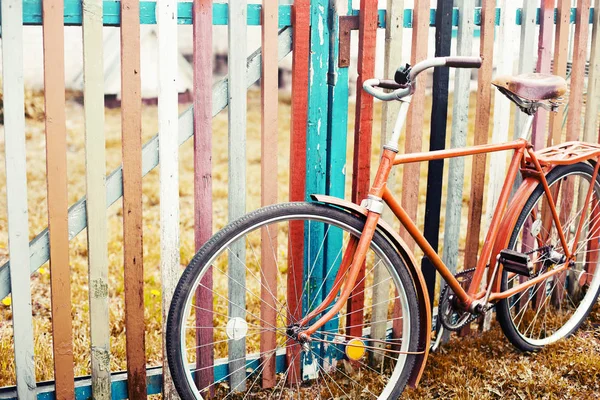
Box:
322;0;352;365
302;0;331;377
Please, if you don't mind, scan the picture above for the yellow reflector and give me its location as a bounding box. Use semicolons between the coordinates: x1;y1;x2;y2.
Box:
345;338;366;361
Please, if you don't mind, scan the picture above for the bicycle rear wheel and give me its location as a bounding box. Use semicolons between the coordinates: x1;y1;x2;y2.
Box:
166;202;421;399
497;162;600;351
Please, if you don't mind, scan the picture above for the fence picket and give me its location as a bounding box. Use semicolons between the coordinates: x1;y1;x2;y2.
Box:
157;0;179;397
584;0;600;290
422;0;453;313
566;0;592;298
287;0;310;384
532;0;555;149
304;0;330;376
443;0;473;290
372;0;404;363
549;0;571;146
485;0;515;235
1;0;37;398
514;0;537;139
82;0;111;398
42;0;75;397
463;0;494;274
441;0;474;340
193;0;214;393
399;0;429;252
531;0;556;311
227;0;248;391
545;0;572;312
120;0;147;398
322;0;351;367
260;0;279;388
480;0;516;332
584;0;600;141
380;0;403;205
347;0;377;340
567;0;591;142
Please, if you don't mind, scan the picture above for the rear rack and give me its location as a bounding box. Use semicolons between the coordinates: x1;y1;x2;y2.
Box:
531;141;600;165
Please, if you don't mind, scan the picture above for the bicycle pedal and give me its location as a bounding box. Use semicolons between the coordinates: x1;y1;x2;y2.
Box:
498;249;533;277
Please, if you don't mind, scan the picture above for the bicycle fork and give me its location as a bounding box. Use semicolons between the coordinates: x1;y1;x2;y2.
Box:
296;149;398;341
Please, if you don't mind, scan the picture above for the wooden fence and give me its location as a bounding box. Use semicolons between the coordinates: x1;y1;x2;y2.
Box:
0;0;599;398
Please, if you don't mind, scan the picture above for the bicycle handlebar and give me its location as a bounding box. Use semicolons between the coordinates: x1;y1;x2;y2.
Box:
445;56;483;69
363;56;482;101
377;79;408;90
363;79;411;101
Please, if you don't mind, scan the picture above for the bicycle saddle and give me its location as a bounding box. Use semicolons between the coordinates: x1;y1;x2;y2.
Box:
491;73;567;102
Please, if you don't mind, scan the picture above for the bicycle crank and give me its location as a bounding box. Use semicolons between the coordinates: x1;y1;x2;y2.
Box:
439;268;480;331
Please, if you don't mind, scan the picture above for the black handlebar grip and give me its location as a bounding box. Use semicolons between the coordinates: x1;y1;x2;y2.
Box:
445;56;482;68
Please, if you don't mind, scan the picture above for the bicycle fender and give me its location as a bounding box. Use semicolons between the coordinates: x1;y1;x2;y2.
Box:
310;194;431;388
489;177;541;292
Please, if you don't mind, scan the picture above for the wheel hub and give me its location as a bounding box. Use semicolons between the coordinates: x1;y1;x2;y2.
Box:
286;323;309;343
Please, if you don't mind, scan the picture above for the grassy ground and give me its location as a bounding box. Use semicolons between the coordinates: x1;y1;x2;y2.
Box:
404;307;600;399
1;89;599;398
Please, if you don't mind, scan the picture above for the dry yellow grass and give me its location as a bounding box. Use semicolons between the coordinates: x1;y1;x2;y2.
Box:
1;89;599;400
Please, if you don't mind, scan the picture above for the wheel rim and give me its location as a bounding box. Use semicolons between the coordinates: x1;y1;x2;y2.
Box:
506;170;600;346
177;212;413;399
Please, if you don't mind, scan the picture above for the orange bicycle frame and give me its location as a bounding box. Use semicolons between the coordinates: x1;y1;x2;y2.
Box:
298;136;600;339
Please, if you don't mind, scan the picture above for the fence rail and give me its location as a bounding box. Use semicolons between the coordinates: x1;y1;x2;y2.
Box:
1;0;599;398
11;2;598;27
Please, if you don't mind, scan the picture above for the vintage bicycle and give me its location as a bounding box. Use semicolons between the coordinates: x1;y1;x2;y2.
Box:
166;56;600;399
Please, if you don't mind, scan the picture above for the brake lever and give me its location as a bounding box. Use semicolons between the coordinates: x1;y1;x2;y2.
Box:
394;63;412;85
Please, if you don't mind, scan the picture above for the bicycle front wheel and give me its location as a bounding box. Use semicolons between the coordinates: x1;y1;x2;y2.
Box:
497;162;600;351
166;202;421;399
